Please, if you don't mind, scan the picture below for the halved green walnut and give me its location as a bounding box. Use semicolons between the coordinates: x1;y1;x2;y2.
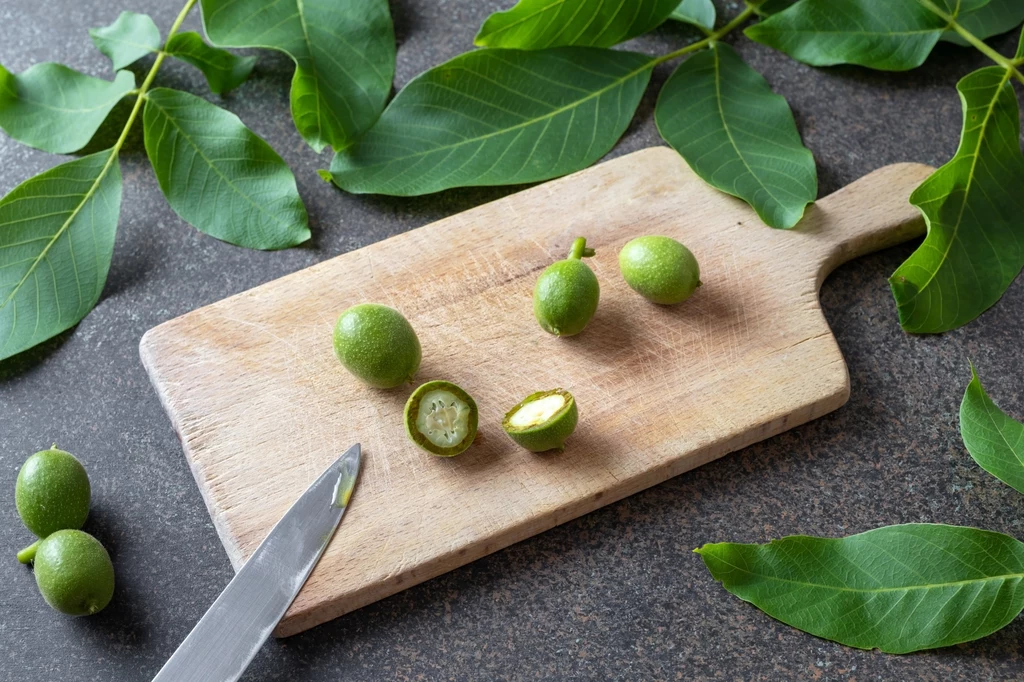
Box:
404;381;479;457
502;388;578;452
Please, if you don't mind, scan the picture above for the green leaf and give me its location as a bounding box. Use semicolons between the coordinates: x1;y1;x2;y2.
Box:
165;32;256;95
936;0;992;13
942;0;1024;45
89;11;161;70
142;88;309;250
697;524;1024;654
655;43;816;229
200;0;395;153
960;364;1024;495
0;64;135;154
754;0;800;15
745;0;947;71
890;67;1024;333
329;48;654;196
0;151;121;361
1017;22;1024;57
670;0;716;31
475;0;680;49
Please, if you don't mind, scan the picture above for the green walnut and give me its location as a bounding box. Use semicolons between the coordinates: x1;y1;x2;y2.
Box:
502;388;578;452
618;235;701;305
533;237;600;337
16;447;91;540
33;529;115;616
333;303;422;388
404;380;479;457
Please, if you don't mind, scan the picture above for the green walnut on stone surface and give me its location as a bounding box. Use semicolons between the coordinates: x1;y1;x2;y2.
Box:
16;447;91;542
13;447;115;617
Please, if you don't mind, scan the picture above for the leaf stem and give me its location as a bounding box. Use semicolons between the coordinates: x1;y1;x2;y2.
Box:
17;540;40;564
118;0;199;149
654;5;757;66
917;0;1024;84
89;0;200;210
568;237;594;260
90;0;199;197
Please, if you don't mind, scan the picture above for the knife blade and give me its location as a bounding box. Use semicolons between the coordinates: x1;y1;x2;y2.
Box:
152;443;362;682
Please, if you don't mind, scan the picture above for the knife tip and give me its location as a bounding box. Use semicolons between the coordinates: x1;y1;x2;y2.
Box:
344;443;361;468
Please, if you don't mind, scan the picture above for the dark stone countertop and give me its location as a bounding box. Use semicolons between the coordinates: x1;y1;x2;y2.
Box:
1;1;1023;680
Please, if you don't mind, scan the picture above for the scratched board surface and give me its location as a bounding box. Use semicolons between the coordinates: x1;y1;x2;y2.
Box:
140;148;932;636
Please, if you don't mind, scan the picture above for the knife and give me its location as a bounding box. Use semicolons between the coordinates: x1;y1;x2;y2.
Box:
152;443;362;682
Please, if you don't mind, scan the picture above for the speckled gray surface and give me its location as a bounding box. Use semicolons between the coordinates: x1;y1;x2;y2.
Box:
1;1;1023;680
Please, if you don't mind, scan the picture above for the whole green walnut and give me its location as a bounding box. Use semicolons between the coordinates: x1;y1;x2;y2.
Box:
33;529;115;616
16;447;91;539
333;303;422;388
618;235;701;305
533;237;600;337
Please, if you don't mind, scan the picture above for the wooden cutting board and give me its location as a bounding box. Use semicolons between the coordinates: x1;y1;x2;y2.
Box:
140;148;932;637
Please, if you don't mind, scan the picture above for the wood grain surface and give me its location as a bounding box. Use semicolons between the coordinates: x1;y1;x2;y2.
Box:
140;147;933;636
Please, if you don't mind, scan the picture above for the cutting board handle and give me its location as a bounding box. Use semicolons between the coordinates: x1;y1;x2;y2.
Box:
798;162;933;289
